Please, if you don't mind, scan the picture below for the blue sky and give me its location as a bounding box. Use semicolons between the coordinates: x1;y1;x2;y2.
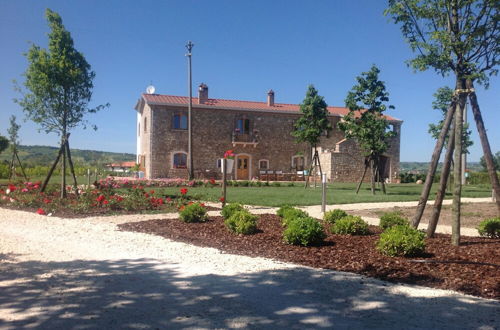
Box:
0;0;498;162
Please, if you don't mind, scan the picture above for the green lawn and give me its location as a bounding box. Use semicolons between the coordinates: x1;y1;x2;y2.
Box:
155;182;493;207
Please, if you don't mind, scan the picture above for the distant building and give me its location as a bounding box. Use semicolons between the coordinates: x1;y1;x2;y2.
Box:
105;161;136;173
134;84;402;182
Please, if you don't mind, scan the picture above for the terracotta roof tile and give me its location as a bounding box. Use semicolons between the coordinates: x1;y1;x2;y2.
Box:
141;94;400;121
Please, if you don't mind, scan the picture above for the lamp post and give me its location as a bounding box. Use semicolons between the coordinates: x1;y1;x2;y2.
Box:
186;41;194;180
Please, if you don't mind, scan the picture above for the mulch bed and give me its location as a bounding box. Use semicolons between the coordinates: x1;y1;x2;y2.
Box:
0;204;220;219
119;214;500;300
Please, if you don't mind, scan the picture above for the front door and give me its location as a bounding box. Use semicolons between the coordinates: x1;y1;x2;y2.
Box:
236;155;250;180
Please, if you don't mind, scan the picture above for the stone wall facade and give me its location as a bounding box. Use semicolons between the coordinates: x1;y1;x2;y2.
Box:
135;97;401;183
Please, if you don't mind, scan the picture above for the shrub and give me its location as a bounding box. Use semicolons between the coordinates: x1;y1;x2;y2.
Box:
379;211;410;230
331;215;369;235
271;182;281;187
377;225;426;257
224;210;258;235
179;203;208;223
276;205;294;218
280;207;309;227
323;209;348;225
221;202;245;220
283;217;326;246
477;217;500;238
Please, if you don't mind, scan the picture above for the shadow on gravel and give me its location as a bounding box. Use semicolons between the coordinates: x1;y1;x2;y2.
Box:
0;255;497;329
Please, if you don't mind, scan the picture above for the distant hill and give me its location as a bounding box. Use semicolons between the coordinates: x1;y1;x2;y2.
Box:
400;161;482;173
0;145;135;167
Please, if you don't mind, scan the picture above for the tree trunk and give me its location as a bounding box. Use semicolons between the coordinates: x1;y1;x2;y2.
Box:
41;143;65;192
370;158;376;195
65;137;79;196
355;161;369;194
451;80;468;246
467;81;500;214
379;158;387;195
427;123;455;238
411;100;457;228
8;151;15;181
60;132;67;199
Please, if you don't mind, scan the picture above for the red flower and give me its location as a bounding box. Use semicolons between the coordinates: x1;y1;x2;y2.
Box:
210;179;216;185
103;200;109;205
219;196;225;202
200;203;206;207
96;195;106;203
166;197;172;202
8;184;16;192
36;208;46;215
224;150;235;159
180;188;188;195
43;198;51;204
178;205;185;211
150;190;155;194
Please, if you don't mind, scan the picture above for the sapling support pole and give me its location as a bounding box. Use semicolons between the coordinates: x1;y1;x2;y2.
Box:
411;100;457;228
222;158;227;208
65;138;79;196
467;82;500;214
355;158;369;194
41;142;65;193
305;148;322;189
427;121;456;238
14;151;28;181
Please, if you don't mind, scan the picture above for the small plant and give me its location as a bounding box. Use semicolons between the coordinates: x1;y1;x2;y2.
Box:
279;207;309;227
224;210;258;235
271;181;281;187
323;209;348;225
331;215;369;235
179;202;208;223
283;217;326;246
276;205;294;218
221;202;245;219
379;211;410;230
377;225;426;257
477;217;500;238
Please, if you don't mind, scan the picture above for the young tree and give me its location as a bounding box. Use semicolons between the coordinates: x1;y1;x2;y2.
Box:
7;115;28;180
15;9;108;197
386;0;500;245
480;152;499;172
338;65;396;195
292;85;332;187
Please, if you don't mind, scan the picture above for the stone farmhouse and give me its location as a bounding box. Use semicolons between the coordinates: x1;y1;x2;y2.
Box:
134;84;402;182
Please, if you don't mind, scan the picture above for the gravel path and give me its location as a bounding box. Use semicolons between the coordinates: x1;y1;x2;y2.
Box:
0;207;498;329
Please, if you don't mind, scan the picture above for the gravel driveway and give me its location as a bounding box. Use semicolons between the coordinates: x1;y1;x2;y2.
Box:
0;208;498;329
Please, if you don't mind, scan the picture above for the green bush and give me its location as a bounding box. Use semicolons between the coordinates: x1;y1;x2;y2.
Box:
271;182;281;187
279;207;309;227
323;209;348;225
477;217;500;238
179;203;208;223
377;225;426;257
224;210;258;235
276;205;294;218
379;211;410;230
221;202;245;220
283;217;326;246
331;215;369;235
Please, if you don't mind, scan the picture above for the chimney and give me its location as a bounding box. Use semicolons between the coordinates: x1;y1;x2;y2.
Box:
198;83;208;104
267;89;275;106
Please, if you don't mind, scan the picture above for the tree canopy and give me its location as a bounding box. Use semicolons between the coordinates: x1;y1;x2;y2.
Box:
338;65;396;158
292;85;332;148
15;8;108;136
7;115;21;152
385;0;500;86
480;151;500;171
428;87;472;152
0;136;8;155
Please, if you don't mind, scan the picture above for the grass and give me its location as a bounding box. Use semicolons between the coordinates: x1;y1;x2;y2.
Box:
154;182;493;207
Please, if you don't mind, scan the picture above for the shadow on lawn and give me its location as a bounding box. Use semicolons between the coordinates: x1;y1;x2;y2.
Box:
0;255;498;329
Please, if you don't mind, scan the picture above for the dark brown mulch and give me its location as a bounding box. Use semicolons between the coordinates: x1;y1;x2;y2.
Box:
0;204;219;219
119;214;500;300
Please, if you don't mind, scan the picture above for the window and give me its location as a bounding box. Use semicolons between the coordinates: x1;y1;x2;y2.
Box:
292;155;305;171
144;117;147;133
259;159;269;170
217;158;222;169
235;118;250;134
173;152;187;169
173;113;188;130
